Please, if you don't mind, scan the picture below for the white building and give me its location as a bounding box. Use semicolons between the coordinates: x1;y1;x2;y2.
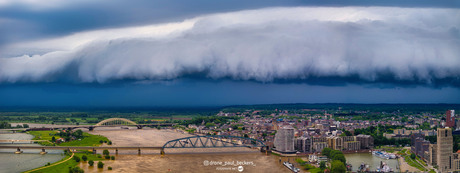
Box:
274;126;295;153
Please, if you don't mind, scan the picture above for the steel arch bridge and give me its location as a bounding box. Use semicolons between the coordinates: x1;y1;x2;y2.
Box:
162;135;265;150
95;118;137;126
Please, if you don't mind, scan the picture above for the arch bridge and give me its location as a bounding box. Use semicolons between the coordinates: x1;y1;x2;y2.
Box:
29;118;172;131
95;118;137;126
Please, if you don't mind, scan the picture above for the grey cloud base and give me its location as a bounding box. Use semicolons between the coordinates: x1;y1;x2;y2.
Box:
1;7;459;87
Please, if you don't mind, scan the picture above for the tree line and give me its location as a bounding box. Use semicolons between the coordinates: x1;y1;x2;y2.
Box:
322;148;347;173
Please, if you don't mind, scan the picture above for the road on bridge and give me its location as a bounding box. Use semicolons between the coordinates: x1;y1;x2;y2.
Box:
0;145;162;150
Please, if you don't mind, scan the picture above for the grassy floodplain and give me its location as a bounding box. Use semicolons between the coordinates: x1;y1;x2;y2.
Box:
28;130;109;146
24;130;110;172
30;151;105;173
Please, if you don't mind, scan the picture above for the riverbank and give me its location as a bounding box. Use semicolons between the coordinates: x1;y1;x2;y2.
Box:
398;156;420;172
29;151;106;173
396;147;434;172
26;151;74;173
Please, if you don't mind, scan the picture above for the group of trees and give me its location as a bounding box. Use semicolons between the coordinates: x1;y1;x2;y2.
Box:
68;166;84;173
99;140;112;145
222;103;459;116
52;129;84;142
72;154;106;171
102;149;115;160
0;121;29;129
322;148;347;173
419;122;434;130
180;116;239;126
0;121;11;129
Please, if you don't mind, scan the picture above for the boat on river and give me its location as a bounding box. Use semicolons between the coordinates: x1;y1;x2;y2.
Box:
358;162;370;172
372;151;396;159
376;161;394;172
283;161;300;173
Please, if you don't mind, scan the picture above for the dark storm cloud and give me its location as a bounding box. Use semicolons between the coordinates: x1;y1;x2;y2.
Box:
1;7;459;88
0;0;459;48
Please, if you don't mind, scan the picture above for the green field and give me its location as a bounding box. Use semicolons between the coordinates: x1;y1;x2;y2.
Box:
28;131;109;146
29;131;58;141
59;133;109;146
400;149;428;171
295;158;323;173
31;151;105;173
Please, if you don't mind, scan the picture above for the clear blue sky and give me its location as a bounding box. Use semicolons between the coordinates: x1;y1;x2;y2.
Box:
0;0;459;106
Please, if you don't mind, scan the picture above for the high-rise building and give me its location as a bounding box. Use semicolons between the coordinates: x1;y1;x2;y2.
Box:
437;128;453;172
446;110;456;128
274;126;295;153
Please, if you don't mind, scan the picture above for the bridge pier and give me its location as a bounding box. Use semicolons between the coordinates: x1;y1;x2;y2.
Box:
116;149;118;155
15;148;23;154
40;148;47;155
160;149;165;156
136;125;143;129
138;148;141;155
88;126;94;131
93;148;97;154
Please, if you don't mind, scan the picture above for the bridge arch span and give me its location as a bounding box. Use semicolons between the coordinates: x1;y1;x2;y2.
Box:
95;118;137;126
162;135;265;149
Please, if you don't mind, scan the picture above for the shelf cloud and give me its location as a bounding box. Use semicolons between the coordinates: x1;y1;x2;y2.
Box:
1;7;459;87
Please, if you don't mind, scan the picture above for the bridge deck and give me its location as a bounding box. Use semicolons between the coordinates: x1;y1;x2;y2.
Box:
0;145;162;150
0;140;49;142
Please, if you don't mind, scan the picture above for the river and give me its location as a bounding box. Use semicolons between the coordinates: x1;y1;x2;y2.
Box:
79;152;295;173
345;152;399;172
0;132;65;173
